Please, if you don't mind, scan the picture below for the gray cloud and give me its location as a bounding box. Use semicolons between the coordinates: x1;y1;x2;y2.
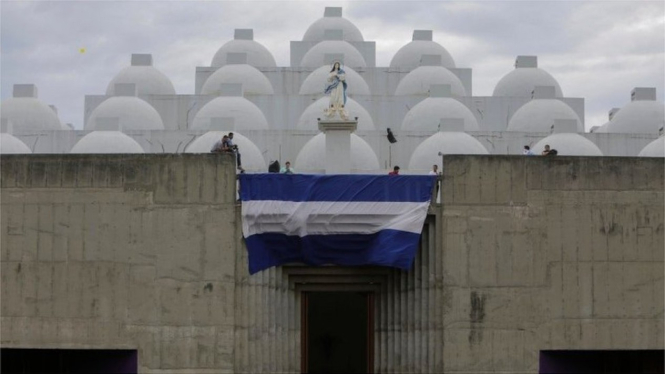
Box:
1;1;663;130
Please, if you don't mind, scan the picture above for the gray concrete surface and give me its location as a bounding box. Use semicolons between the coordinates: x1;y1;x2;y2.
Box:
1;154;662;372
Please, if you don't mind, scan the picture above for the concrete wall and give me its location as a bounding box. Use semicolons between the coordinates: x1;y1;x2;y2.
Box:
440;156;664;372
1;154;240;373
2;155;663;373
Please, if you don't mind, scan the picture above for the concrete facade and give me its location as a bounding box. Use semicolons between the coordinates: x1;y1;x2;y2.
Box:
1;154;663;372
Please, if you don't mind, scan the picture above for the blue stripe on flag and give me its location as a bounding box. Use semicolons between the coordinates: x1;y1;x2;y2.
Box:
245;230;421;274
239;174;435;202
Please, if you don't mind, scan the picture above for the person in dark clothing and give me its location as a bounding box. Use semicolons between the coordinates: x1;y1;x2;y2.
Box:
541;144;558;156
268;160;280;173
211;135;245;172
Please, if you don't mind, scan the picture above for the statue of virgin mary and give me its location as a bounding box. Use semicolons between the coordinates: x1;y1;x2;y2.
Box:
323;61;349;120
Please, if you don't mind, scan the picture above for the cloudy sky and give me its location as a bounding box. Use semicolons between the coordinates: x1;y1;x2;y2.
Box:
1;0;663;130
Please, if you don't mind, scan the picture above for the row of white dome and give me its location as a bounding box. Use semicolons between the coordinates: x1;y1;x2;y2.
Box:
206;9;458;69
2;81;663;136
3;123;664;168
106;52;560;99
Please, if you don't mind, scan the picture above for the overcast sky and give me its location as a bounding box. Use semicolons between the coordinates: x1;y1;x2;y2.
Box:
1;0;663;130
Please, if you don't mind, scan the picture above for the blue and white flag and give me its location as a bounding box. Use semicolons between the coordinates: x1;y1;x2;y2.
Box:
240;174;435;274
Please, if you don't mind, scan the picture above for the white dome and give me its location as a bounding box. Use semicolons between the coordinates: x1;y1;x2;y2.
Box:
395;66;466;97
0;98;62;131
0;133;32;154
303;17;364;42
106;66;176;96
88;97;164;131
211;39;277;68
70;131;145;154
592;122;610;133
185;131;266;171
297;97;374;130
299;65;370;95
532;133;603;156
390;41;455;69
408;132;488;171
295;133;379;172
401;98;479;132
191;97;269;130
507;99;582;132
493;68;563;97
201;65;274;95
604;101;665;134
300;41;367;68
638;137;665;157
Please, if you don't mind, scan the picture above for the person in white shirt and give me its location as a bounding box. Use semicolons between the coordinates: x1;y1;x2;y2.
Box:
280;161;295;174
522;145;534;156
428;164;439;175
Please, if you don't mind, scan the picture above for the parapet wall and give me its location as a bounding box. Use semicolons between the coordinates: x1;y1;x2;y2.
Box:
440;156;664;372
1;154;240;372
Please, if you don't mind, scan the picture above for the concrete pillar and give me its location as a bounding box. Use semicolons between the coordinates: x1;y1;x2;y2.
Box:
318;119;358;174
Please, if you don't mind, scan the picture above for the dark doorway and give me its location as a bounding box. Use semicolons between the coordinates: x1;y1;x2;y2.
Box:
1;348;138;374
302;292;373;373
540;350;664;373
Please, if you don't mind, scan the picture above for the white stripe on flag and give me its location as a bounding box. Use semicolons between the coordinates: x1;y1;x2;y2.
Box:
242;200;430;237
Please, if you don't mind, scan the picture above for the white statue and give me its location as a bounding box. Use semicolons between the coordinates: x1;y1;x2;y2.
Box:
323;61;348;120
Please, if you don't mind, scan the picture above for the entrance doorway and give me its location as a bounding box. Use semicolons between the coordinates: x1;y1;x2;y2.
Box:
301;292;373;373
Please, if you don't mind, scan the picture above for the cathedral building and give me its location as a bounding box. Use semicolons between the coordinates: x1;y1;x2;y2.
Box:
1;7;663;374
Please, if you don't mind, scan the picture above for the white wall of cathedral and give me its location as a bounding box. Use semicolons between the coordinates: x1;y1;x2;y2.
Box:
11;129;658;168
84;93;584;133
193;66;472;97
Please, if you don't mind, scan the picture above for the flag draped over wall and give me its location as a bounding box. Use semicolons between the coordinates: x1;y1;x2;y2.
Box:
239;174;436;274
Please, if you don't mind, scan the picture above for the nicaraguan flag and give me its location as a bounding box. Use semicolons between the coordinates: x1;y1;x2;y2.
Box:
239;174;436;274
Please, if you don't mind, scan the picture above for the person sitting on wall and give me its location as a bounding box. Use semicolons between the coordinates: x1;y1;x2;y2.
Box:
523;145;534;156
280;161;295;174
389;165;400;175
211;134;245;172
541;144;558;156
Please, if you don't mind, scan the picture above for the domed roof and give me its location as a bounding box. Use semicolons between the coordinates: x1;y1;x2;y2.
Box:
638;137;665;157
532;133;603;156
297;97;374;130
603;101;665;134
299;65;370;95
507;99;582;132
0;133;32;154
0;94;63;132
401;97;479;132
70;131;145;154
106;55;176;96
185;131;266;171
211;33;276;68
88;97;165;131
395;66;466;97
202;65;274;95
390;40;455;69
408;132;488;171
300;41;367;68
295;133;379;172
493;68;563;98
303;13;364;42
591;122;610;133
191;97;269;130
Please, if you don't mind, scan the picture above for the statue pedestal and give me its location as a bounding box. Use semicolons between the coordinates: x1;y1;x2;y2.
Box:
318;120;358;174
